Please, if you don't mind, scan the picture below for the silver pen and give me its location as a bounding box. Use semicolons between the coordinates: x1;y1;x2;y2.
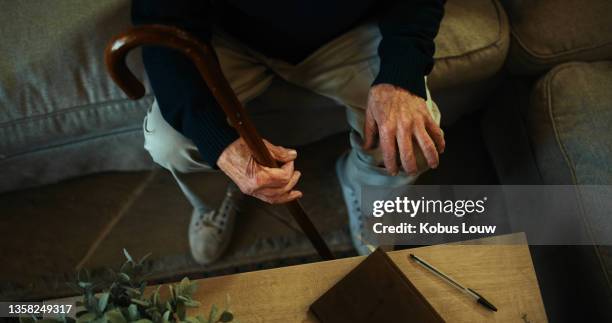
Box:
409;254;498;312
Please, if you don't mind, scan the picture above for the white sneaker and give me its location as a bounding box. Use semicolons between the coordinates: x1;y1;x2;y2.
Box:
336;149;416;255
188;183;243;265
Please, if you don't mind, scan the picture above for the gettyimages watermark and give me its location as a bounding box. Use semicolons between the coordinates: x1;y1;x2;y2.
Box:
360;185;612;246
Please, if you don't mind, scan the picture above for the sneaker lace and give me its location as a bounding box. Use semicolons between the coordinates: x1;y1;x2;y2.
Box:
199;184;242;232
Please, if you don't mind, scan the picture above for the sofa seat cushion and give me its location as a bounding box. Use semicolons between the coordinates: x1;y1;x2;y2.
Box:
502;0;612;75
428;0;510;90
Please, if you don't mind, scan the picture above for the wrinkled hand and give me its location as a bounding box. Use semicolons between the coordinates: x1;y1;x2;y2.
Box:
218;138;302;204
364;84;445;176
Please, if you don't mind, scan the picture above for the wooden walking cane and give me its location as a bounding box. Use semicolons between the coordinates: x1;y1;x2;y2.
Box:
104;24;335;260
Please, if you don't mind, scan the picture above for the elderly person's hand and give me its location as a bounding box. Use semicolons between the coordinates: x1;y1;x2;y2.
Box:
363;83;445;176
217;138;302;204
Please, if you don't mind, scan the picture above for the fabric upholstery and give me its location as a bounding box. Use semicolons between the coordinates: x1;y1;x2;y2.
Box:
528;61;612;185
0;1;154;193
428;0;509;90
482;65;612;320
0;0;509;193
502;0;612;74
528;61;612;303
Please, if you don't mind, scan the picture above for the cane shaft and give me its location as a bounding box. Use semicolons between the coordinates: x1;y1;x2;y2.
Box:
105;25;334;260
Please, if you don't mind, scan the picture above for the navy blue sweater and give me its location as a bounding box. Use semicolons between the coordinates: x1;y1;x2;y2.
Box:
132;0;444;167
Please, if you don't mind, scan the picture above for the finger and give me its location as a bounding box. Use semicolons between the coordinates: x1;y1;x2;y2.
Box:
257;161;294;188
363;109;378;149
414;123;439;169
379;126;398;175
397;128;418;175
255;171;301;197
264;140;297;163
272;190;303;204
257;190;303;205
426;119;445;153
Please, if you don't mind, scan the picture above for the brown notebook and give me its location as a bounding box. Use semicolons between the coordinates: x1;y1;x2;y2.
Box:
310;248;445;323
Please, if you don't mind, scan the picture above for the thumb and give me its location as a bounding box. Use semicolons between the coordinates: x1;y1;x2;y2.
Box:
264;140;297;163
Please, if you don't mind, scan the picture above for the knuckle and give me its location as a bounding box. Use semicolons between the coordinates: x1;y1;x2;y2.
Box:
401;121;414;133
380;125;395;137
279;170;291;182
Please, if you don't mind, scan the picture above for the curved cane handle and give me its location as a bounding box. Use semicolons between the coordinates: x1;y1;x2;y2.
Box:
104;24;277;167
104;25;206;99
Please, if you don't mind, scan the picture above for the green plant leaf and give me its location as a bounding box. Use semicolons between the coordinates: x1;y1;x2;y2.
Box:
130;298;150;307
162;310;170;323
138;253;152;265
184;300;200;308
132;320;153;323
123;287;142;296
127;304;138;321
168;285;175;301
118;273;130;282
98;293;110;312
123;249;133;263
207;305;218;323
153;285;161;306
104;308;126;323
179;278;190;290
78;282;92;289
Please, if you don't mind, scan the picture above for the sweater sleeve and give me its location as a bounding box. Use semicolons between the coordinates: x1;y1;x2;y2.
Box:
373;0;445;99
131;0;239;168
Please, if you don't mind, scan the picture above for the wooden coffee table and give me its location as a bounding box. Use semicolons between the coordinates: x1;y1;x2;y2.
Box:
55;233;546;322
186;232;547;322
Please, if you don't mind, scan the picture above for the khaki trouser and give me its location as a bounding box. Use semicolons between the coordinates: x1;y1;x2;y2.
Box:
143;23;441;210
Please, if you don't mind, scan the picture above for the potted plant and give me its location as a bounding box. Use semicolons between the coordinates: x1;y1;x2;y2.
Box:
20;250;235;323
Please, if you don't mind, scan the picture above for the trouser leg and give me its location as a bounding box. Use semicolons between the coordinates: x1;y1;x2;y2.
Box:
143;31;274;210
270;23;441;187
267;23;441;253
143;100;213;210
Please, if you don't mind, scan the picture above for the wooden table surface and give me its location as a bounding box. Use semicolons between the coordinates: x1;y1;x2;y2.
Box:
185;233;547;322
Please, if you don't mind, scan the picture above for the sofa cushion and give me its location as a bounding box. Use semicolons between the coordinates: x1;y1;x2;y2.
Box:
528;61;612;299
502;0;612;75
428;0;510;90
0;1;155;193
529;61;612;185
